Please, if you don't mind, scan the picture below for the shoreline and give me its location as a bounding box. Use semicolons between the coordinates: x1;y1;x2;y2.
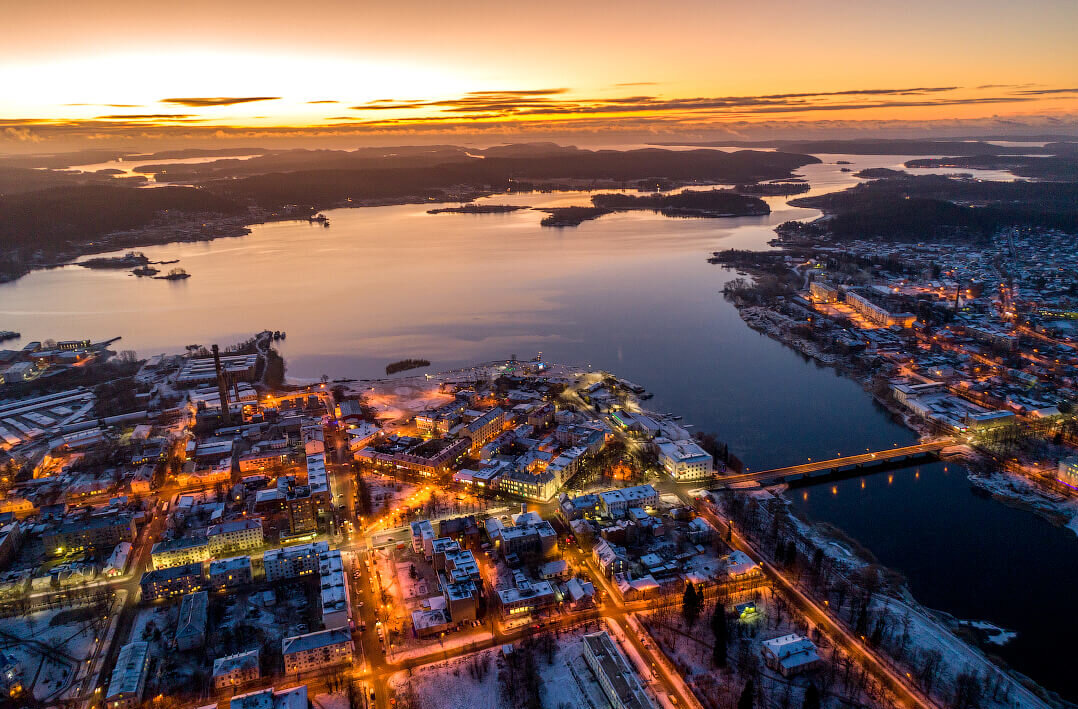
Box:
0;177;772;285
722;265;1078;537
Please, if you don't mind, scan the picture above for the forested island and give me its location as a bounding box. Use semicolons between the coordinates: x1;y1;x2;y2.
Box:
386;358;431;375
427;204;529;215
734;182;810;196
591;189;769;218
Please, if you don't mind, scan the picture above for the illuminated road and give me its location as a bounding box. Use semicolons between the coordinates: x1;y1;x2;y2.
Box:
686;496;938;709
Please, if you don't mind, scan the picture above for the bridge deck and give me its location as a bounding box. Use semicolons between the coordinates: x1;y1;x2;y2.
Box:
721;439;954;486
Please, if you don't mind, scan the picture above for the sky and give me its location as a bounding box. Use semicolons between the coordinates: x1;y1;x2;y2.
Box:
2;0;1078;150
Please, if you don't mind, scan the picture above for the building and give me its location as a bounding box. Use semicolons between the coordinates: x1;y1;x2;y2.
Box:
497;578;556;617
1059;456;1078;490
558;492;600;523
410;520;435;555
263;541;328;582
346;422;380;450
231;685;308;709
177;354;259;384
304;453;331;504
761;634;822;676
103;541;132;577
723;551;761;580
411;608;453;638
207;518;263;556
491;514;557;560
281;628;353;674
212;649;260;690
151;536;210;570
593;539;628;577
438;515;480;549
209;556;253;590
582;632;655;709
598;485;660;517
809;280;840;304
43;514;136;555
657;439;714;481
463;408;506;451
176;591;209;651
844;291;916;329
105;642;150;709
318;549;351;630
238;449;291;474
140;562;204;601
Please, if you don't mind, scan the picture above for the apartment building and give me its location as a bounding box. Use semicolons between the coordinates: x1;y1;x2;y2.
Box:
281;628;353;675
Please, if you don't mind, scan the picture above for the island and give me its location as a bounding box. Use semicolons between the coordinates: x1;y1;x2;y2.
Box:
427;204;530;215
153;267;190;280
78;251;150;269
734;181;810;196
853;167;908;179
385;358;431;375
537;206;612;227
591;189;770;218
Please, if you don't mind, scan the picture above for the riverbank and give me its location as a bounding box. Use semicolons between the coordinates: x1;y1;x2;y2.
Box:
718;253;1078;539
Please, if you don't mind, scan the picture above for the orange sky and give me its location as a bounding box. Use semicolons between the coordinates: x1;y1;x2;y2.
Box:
2;0;1077;146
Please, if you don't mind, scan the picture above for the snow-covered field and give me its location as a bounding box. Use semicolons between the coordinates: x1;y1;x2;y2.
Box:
0;606;102;701
389;623;615;709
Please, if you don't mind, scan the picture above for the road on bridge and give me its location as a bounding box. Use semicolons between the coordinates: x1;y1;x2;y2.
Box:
720;439;955;486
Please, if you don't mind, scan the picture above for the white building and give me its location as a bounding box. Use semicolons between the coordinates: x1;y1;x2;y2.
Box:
723;550;761;580
761;634;822;676
598;485;659;517
657;439;713;481
582;631;655;709
346;422;380;451
318;549;351;630
105;642;150;709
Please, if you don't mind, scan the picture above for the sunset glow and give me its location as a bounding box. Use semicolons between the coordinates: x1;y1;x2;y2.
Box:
3;0;1077;148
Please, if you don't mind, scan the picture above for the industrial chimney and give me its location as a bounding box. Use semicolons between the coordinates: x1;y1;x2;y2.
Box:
212;344;232;426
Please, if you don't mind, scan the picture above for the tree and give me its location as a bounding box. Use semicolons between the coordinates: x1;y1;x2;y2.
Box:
682;582;700;627
356;475;373;516
738;679;754;709
711;607;727;668
802;683;821;709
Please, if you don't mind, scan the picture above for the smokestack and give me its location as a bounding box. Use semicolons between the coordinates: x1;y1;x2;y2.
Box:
212;344;232;426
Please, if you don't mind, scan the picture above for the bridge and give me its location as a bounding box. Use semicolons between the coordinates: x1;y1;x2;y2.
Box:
716;439;956;487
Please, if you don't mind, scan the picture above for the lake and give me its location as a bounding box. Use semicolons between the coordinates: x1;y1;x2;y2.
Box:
1;151;1073;699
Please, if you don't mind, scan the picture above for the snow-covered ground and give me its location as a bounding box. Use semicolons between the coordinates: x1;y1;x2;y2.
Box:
0;606;102;701
968;470;1078;537
776;496;1053;709
389;622;620;709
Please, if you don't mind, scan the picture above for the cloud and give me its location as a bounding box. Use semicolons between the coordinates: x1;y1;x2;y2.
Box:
1012;87;1078;96
307;100;339;104
2;127;41;142
95;113;196;120
160;96;281;107
345;85;1044;122
464;88;568;96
